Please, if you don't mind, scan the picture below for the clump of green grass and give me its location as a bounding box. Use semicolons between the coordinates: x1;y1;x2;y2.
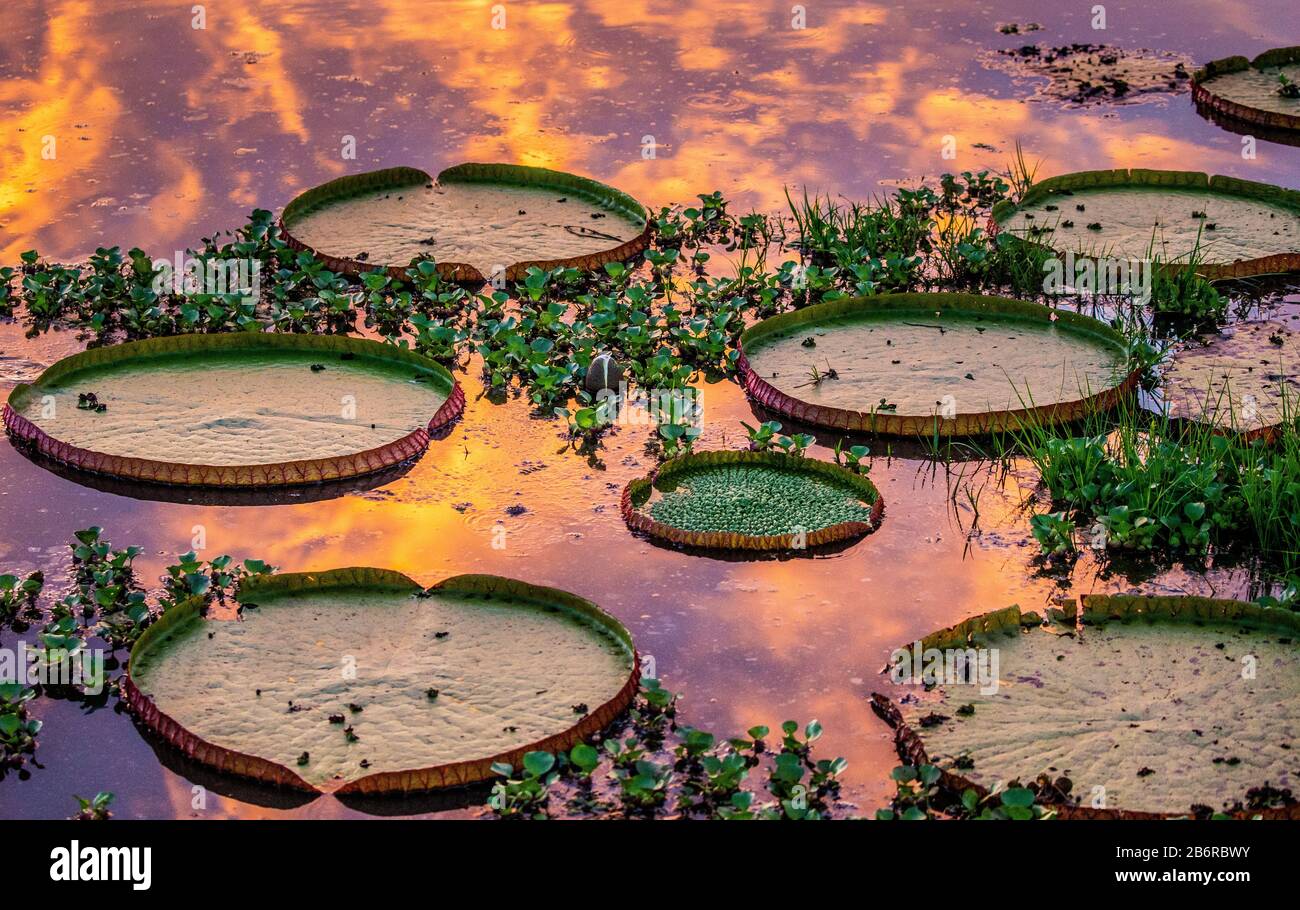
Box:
1147;230;1225;322
1017;393;1300;577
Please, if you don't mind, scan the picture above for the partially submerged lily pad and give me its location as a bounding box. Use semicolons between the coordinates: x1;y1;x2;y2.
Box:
983;43;1193;106
737;293;1134;437
280;163;650;285
3;333;464;487
1162;319;1300;439
122;569;638;794
992;169;1300;278
872;596;1300;818
1193;47;1300;136
622;450;883;550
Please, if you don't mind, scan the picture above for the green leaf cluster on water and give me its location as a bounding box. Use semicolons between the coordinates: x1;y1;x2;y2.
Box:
647;464;874;536
876;763;1059;821
2;160;1224;465
488;677;850;820
1016;399;1300;582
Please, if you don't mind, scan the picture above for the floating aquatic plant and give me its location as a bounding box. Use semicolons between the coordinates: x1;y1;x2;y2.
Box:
0;684;41;772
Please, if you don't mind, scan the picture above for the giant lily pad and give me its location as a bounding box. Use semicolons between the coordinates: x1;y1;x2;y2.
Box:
2;333;464;487
622;450;883;550
1193;47;1300;139
991;169;1300;278
1162;319;1300;440
737;293;1135;437
122;569;638;794
872;597;1300;818
279;163;651;285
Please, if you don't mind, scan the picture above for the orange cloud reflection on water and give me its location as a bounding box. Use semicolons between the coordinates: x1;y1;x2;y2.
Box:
1;0;1296;819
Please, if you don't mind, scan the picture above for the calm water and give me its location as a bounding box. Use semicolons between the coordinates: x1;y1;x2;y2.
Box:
0;0;1297;819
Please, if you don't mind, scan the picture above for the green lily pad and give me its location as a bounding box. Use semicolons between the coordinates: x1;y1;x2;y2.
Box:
623;450;882;550
125;569;637;793
4;333;460;486
992;169;1300;275
877;597;1300;816
280;163;649;283
739;293;1131;436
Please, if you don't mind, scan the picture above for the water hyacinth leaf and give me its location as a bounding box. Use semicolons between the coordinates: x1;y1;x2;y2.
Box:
521;751;556;778
569;743;599;773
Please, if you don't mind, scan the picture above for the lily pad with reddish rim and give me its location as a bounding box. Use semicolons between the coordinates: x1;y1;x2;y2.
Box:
122;568;639;795
871;596;1300;818
737;293;1137;438
622;450;883;551
279;162;651;286
1192;47;1300;139
991;168;1300;278
3;333;464;488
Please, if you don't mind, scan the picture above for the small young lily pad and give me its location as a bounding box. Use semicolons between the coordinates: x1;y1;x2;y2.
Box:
622;450;882;551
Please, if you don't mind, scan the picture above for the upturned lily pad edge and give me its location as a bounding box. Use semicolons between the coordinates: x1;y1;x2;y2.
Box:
278;162;653;285
1192;47;1300;135
621;449;884;551
737;292;1141;438
870;594;1300;819
2;332;465;488
121;567;640;796
990;168;1300;279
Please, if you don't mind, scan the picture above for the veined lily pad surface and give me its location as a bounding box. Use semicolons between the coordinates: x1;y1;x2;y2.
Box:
874;597;1300;817
738;293;1133;437
123;570;637;794
1162;319;1300;438
280;163;649;283
992;169;1300;276
622;450;882;550
3;334;463;487
1193;47;1300;132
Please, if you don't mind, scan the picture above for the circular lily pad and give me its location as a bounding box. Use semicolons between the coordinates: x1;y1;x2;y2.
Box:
622;450;883;550
279;163;651;285
737;293;1135;437
2;333;464;487
1193;47;1300;137
1162;319;1300;440
872;597;1300;819
991;168;1300;278
122;568;638;795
